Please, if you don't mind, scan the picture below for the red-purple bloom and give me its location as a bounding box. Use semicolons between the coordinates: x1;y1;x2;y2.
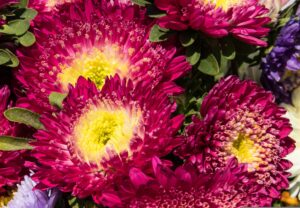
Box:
177;76;295;204
0;86;29;192
16;0;190;113
31;76;184;206
125;157;262;207
153;0;271;46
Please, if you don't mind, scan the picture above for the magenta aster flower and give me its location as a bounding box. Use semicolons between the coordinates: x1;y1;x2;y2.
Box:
31;76;184;206
125;157;264;207
177;76;295;204
0;86;29;192
154;0;271;46
16;0;190;113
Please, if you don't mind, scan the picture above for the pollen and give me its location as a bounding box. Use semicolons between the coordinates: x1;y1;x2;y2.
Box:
228;134;259;164
57;46;130;91
0;190;15;207
204;0;243;11
73;105;141;164
222;108;277;172
45;0;74;8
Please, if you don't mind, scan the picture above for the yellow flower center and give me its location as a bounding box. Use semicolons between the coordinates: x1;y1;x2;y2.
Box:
73;105;141;164
203;0;243;11
46;0;72;8
228;134;259;165
0;190;15;207
57;45;130;91
46;0;79;8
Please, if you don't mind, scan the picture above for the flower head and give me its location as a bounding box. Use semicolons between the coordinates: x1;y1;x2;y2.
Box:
17;0;190;113
153;0;271;46
261;16;300;103
6;176;59;208
0;86;29;191
177;76;295;203
31;76;184;205
126;158;263;207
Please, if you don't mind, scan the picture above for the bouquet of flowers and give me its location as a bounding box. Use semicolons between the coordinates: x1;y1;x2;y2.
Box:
0;0;299;207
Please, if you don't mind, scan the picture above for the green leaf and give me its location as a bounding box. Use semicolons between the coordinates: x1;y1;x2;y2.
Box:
180;32;197;47
20;8;38;20
7;19;30;36
214;55;229;80
186;45;201;65
131;0;150;6
5;49;19;67
19;31;36;47
49;92;67;109
186;109;200;117
4;107;44;130
198;54;220;76
0;25;16;35
0;49;11;65
0;136;33;151
17;0;28;8
149;25;169;42
221;38;235;60
68;196;101;208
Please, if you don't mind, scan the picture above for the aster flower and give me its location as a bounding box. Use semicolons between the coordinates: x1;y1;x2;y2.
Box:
281;87;300;201
31;76;184;206
0;86;29;191
17;0;190;113
153;0;271;46
177;76;295;204
126;157;263;207
6;176;59;208
261;16;300;103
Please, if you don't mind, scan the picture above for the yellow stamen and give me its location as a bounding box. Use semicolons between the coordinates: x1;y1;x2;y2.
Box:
74;105;141;165
46;0;72;8
0;190;15;207
57;45;130;91
203;0;243;11
228;134;260;165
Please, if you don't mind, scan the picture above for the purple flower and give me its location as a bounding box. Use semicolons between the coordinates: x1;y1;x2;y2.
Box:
6;176;59;208
261;16;300;103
